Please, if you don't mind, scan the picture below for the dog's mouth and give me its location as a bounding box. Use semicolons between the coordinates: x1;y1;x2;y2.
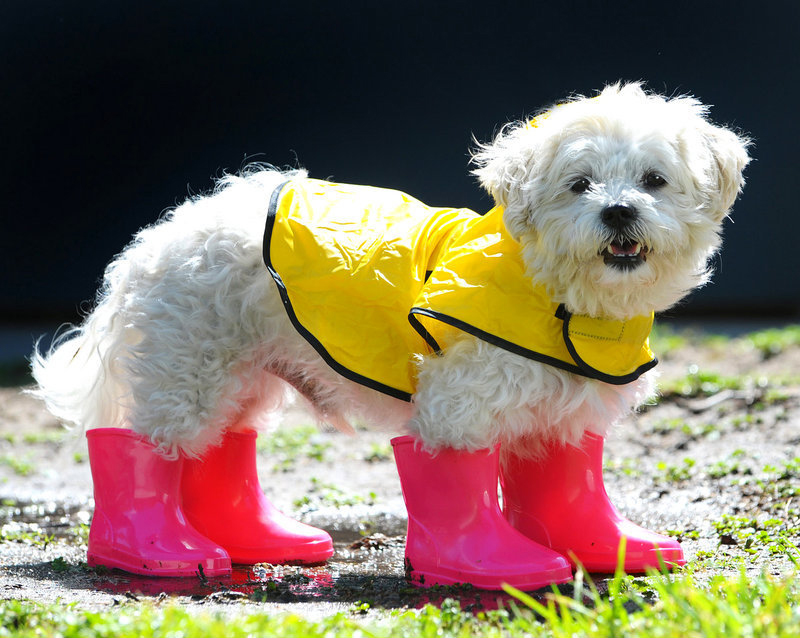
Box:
602;239;650;270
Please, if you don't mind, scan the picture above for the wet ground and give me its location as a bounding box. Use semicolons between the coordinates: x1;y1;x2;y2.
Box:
1;328;799;616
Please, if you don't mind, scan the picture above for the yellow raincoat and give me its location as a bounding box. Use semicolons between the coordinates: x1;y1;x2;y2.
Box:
263;178;657;401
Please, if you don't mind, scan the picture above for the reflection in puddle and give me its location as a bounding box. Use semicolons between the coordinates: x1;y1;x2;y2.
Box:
87;542;408;603
88;543;553;613
1;499;555;612
0;498;91;539
90;563;338;599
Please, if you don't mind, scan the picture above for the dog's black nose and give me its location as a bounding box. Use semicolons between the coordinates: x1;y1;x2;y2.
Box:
601;204;638;229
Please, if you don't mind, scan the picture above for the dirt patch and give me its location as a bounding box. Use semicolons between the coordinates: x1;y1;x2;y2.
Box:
1;332;798;615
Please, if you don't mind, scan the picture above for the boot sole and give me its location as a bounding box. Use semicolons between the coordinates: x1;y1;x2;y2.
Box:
87;550;232;578
408;564;573;591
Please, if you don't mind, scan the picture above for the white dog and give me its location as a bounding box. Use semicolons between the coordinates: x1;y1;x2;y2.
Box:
31;83;749;589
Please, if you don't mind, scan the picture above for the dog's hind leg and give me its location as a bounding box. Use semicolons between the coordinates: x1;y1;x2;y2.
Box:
85;427;232;576
501;433;686;573
181;427;334;565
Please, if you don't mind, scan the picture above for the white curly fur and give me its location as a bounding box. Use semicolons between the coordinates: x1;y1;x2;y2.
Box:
30;83;749;459
472;82;750;319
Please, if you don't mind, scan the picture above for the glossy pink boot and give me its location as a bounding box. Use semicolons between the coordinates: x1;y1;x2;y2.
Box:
501;432;686;573
86;428;232;577
181;429;334;565
391;435;572;590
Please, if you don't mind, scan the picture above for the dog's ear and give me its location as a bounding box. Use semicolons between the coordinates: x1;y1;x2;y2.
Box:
702;124;751;222
471;122;539;234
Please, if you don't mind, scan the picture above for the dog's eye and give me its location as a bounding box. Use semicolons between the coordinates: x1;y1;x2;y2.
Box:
570;177;592;194
643;172;667;188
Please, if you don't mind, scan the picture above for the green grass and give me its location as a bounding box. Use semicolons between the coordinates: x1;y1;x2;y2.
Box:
648;324;691;358
21;431;67;445
50;556;70;573
650;323;800;361
0;525;54;548
655;457;696;483
649;417;720;439
755;458;800;513
293;477;378;511
705;450;749;480
1;568;798;637
603;457;643;478
0;453;35;477
659;367;753;400
363;442;393;463
712;515;799;557
745;325;800;358
256;424;332;472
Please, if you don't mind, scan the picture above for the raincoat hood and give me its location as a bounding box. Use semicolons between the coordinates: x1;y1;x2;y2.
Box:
263;178;657;401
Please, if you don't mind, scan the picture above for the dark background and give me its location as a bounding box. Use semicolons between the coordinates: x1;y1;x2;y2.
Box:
3;1;799;334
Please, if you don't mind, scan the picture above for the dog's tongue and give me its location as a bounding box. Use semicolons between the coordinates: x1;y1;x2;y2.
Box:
611;241;639;256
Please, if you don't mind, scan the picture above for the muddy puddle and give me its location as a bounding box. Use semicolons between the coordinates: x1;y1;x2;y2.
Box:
0;495;92;567
0;496;535;611
88;556;539;611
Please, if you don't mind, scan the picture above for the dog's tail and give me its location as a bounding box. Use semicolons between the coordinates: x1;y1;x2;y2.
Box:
29;259;134;434
29;164;305;436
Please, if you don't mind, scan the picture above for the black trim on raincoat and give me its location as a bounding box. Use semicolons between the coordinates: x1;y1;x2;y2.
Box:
408;305;658;386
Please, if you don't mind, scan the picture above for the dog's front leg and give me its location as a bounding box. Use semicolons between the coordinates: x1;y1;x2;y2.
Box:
409;334;536;451
392;334;572;589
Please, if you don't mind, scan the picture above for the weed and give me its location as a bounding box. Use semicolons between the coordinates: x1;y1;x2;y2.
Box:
649;417;686;434
293;477;377;511
70;522;91;545
758;458;800;500
648;325;689;357
363;443;392;463
50;557;69;573
712;514;799;558
762;388;792;404
706;449;750;480
745;325;800;358
349;600;371;615
256;424;331;472
21;431;66;445
665;529;699;541
730;413;764;428
655;457;696;483
2;568;800;638
603;457;643;478
0;523;54;548
659;366;750;399
0;454;35;477
650;417;720;439
506;568;800;638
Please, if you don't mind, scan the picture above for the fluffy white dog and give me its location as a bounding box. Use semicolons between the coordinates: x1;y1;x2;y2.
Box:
31;82;750;588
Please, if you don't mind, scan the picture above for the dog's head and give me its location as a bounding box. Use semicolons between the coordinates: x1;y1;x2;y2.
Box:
472;82;751;319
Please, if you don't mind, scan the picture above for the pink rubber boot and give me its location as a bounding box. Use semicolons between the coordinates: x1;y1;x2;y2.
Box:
501;432;685;573
86;428;232;577
181;429;334;565
391;435;572;590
